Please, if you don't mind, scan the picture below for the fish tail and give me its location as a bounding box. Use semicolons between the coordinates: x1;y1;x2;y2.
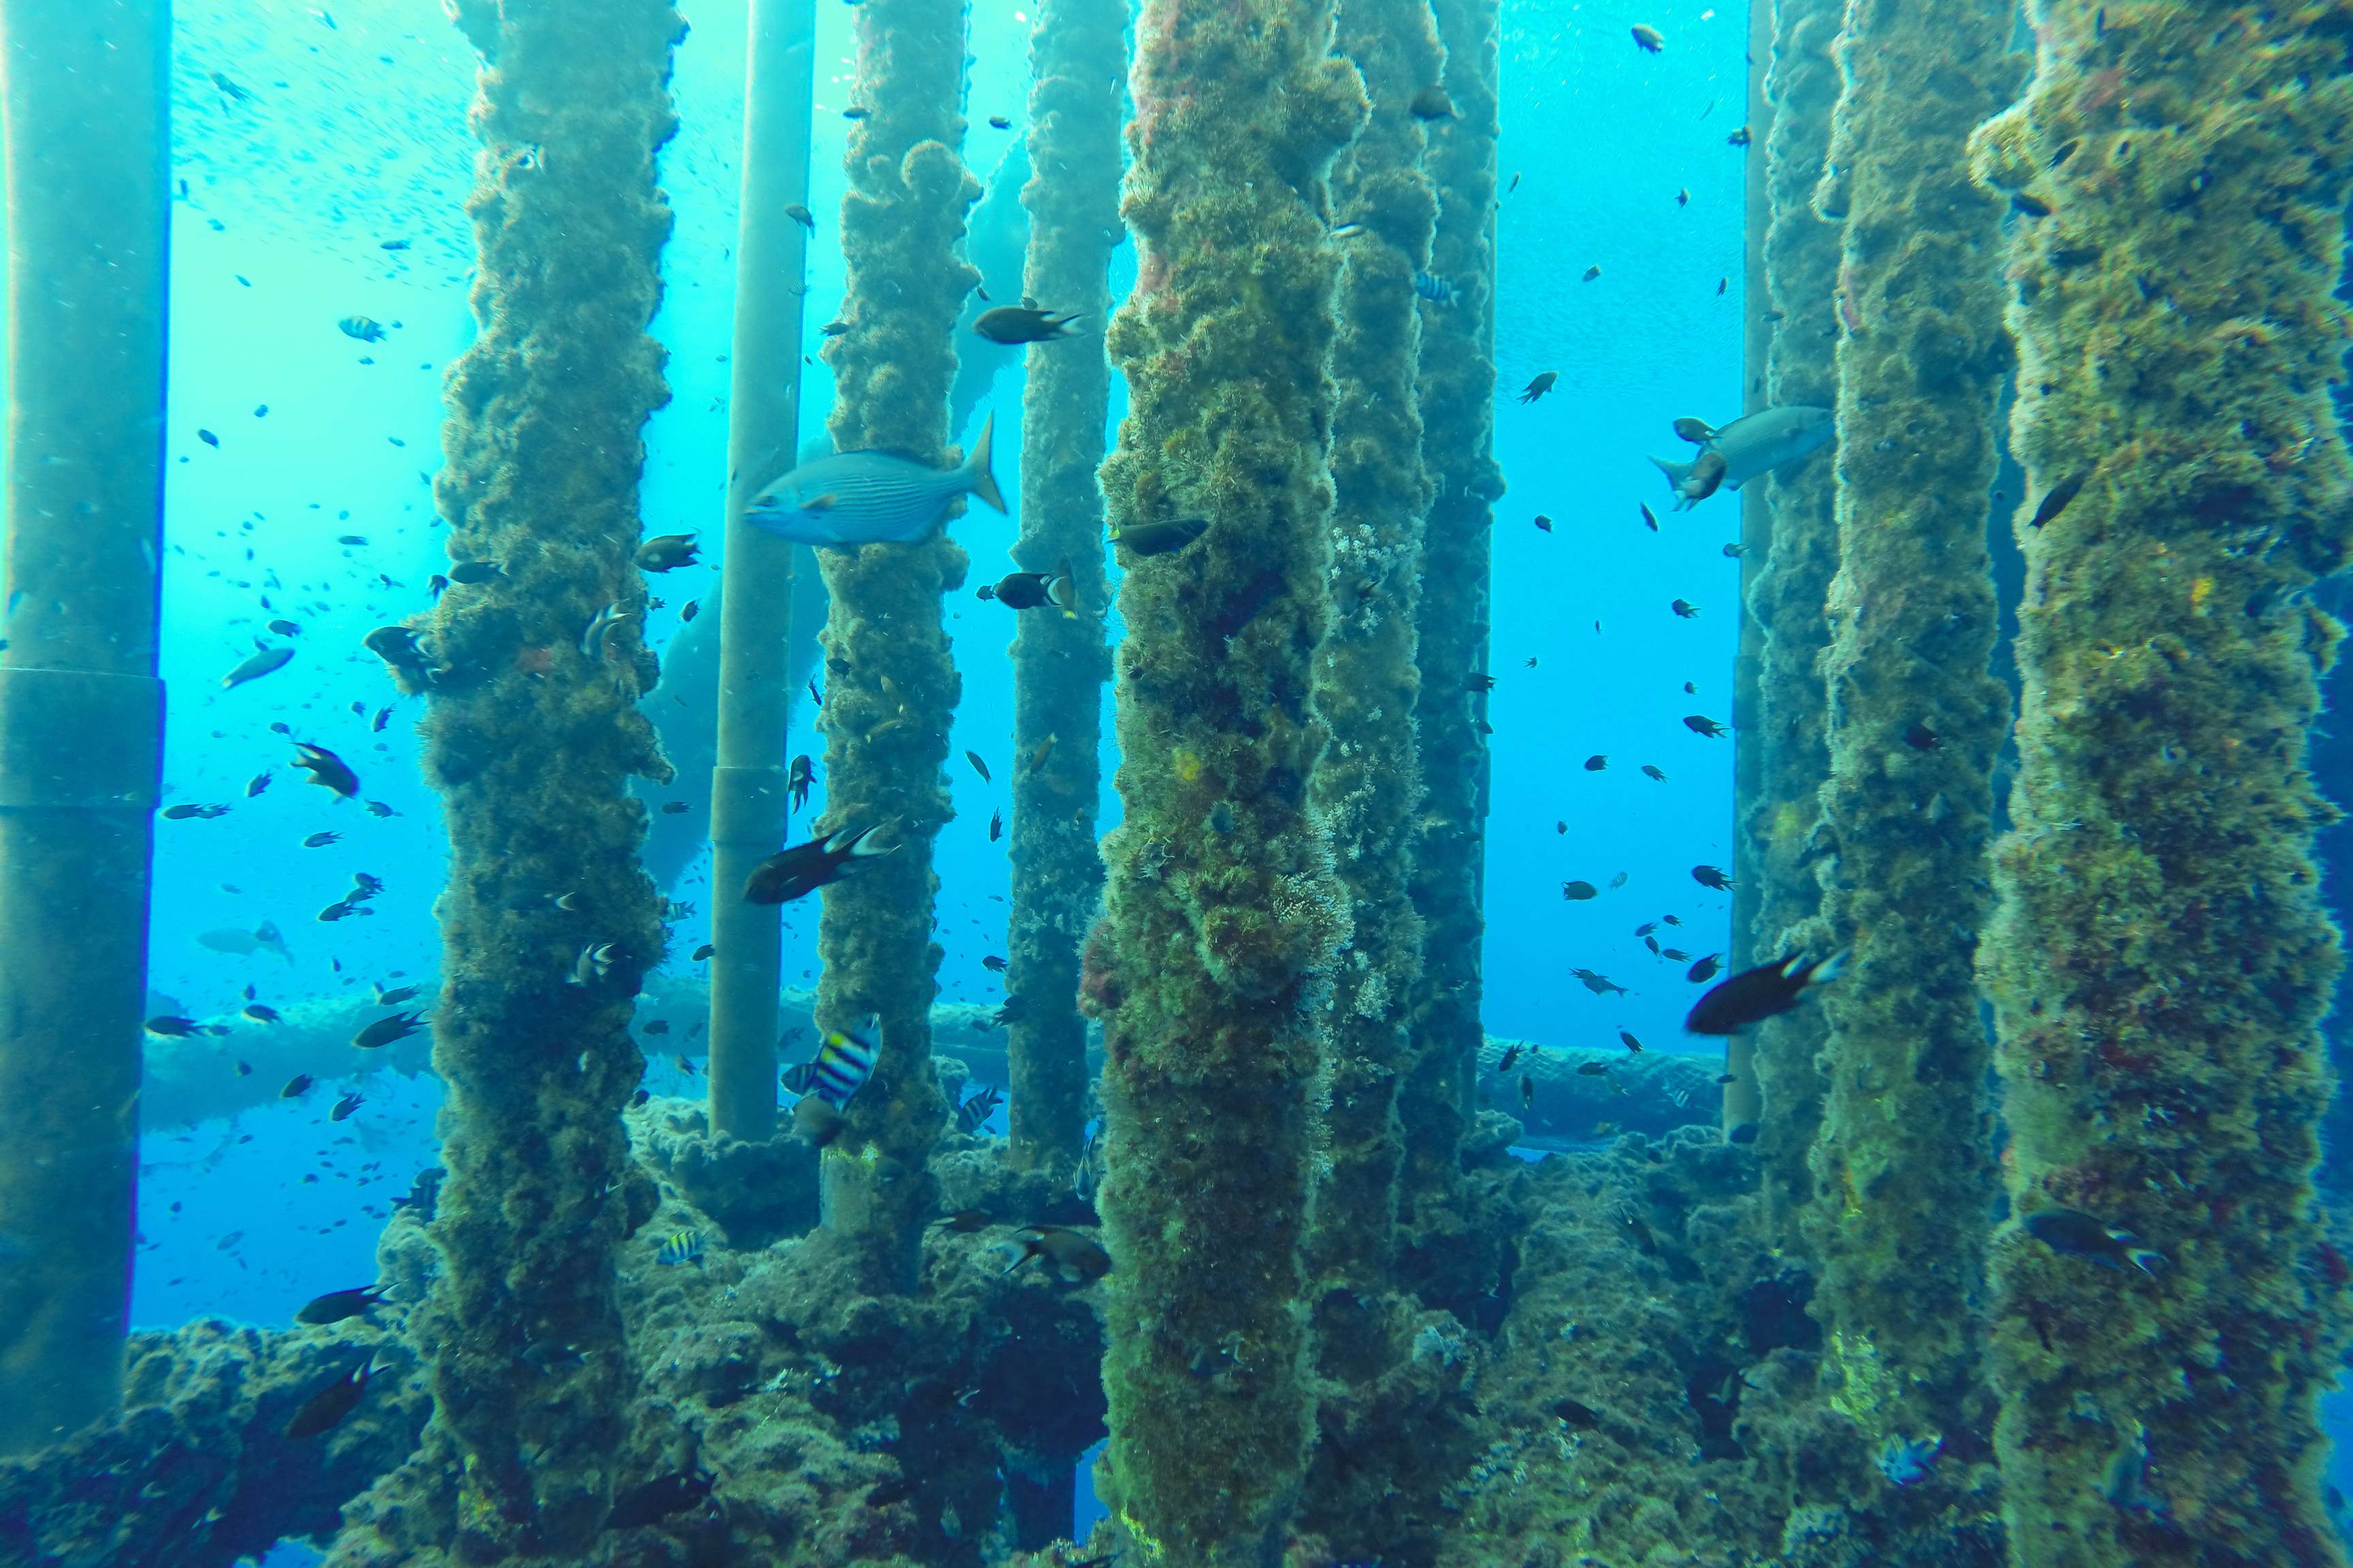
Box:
1649;454;1693;498
1807;949;1850;988
964;411;1006;513
835;821;897;860
1049;560;1075;609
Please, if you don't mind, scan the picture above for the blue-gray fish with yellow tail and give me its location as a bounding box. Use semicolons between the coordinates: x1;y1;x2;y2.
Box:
743;413;1004;546
1648;404;1833;510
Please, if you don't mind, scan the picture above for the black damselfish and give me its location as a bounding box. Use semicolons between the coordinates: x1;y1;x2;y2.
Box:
744;822;893;904
1684;951;1846;1035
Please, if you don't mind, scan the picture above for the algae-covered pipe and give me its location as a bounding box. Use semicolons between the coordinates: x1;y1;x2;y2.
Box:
810;0;978;1293
1970;3;2353;1561
1397;0;1501;1309
1726;0;1842;1211
1088;2;1362;1559
330;1;683;1554
1004;0;1122;1179
707;0;817;1143
0;0;169;1458
1798;0;2020;1476
1302;0;1439;1330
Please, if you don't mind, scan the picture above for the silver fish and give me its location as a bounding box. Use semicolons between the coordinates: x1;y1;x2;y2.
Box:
579;603;631;660
743;413;1004;547
196;920;292;963
222;645;294;688
1648;405;1832;510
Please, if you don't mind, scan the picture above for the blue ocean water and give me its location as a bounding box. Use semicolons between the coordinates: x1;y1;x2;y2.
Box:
12;0;2338;1556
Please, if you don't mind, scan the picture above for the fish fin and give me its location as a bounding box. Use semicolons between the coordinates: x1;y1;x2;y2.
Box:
964;412;1006;513
1049;560;1075;609
1806;949;1850;987
1649;454;1693;495
827;821;897;860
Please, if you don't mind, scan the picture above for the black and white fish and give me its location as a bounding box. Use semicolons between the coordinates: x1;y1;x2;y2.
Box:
579;603;631;660
566;942;616;987
2023;1207;2165;1276
1684;950;1844;1035
782;1027;880;1108
1412;271;1459;306
956;1083;1004;1134
743;822;893;904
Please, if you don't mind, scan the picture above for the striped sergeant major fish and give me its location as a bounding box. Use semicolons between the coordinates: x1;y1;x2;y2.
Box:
1412;270;1459;306
741;412;1005;546
782;1027;880;1108
656;1229;704;1267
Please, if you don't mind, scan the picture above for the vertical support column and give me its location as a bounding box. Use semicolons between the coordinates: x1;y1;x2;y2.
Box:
1972;1;2353;1561
1798;0;2021;1505
1004;0;1123;1179
811;0;978;1293
1088;2;1361;1559
0;0;170;1456
1397;0;1501;1309
707;0;818;1142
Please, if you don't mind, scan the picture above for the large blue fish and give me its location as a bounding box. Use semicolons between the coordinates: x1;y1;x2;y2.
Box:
1648;404;1833;510
743;413;1004;545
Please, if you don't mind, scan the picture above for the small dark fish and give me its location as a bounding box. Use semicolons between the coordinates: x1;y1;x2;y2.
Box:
1581;264;1601;283
989;809;1003;842
1904;722;1940;750
284;1360;374;1440
380;238;407;249
1691;864;1734;891
1618;1029;1644;1053
784;202;816;230
1517;372;1557;404
365;800;398;818
1716;1072;1738;1085
1496;1043;1524;1074
1727;127;1751;148
267;618;302;637
1469;671;1496;692
223;645;294;688
303;831;342;848
607;1469;714;1530
2011;191;2052;218
1584;754;1606;771
680;599;700;622
281;1073;315;1098
936;1208;995;1232
162;803;231;820
745;822;893;904
1577;1060;1610;1077
446;559;502;583
692;944;715;961
338;315;387;343
635;532;700;572
660;799;690;815
2029;473;2087;530
1554;1397;1601;1428
329;1091;364;1121
1672;417;1716;444
1640;765;1667;781
1005;1226;1112;1282
295;1285;387;1326
787;754;814;812
966;750;991;784
1519;1073;1536;1108
242;1003;281;1023
1686;953;1723;983
353;1010;426;1050
1113;515;1208;558
1639;503;1659;532
1408;84;1455;119
1671;598;1700;619
1676;187;1691;207
1571;967;1627;996
974;305;1084;345
293;742;360;799
336;534;368;547
1684;715;1727;738
210;70;253;101
842;106;869;119
145;1015;202;1037
1562;880;1599;901
982;954;1008;972
1685;950;1845;1035
644;1019;671;1036
2023;1207;2164;1276
956;1083;1004;1134
1631;22;1664;50
1533;514;1553;532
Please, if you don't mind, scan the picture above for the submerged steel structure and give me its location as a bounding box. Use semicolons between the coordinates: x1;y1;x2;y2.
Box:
0;0;170;1458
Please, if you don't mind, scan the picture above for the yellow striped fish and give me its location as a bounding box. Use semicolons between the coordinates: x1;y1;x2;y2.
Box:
655;1230;704;1267
782;1028;880;1108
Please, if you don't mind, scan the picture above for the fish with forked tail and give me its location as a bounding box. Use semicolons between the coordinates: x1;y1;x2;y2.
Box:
743;414;1004;546
1649;405;1833;509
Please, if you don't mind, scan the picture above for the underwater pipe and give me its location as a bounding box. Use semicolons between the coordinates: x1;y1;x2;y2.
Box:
706;0;817;1144
1303;0;1439;1364
0;0;168;1458
1003;0;1123;1181
810;0;979;1294
324;2;683;1557
1087;3;1360;1560
1799;0;2020;1496
1397;0;1502;1310
1726;0;1842;1221
1969;3;2353;1561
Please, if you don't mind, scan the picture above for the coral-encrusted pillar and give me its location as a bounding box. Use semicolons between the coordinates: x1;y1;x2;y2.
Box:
809;0;978;1294
1971;1;2353;1561
1087;0;1361;1559
327;1;682;1561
